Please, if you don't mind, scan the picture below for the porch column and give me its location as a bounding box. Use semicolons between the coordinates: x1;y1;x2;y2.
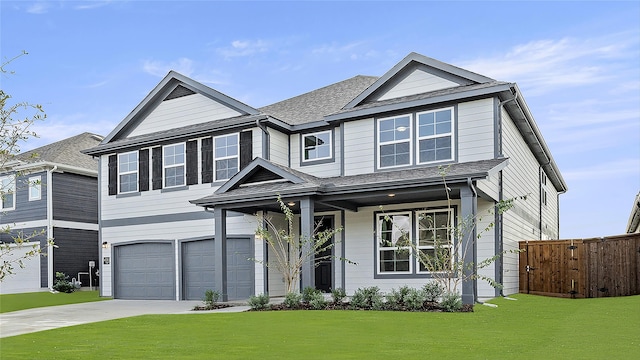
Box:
460;186;477;305
214;207;228;301
300;197;315;290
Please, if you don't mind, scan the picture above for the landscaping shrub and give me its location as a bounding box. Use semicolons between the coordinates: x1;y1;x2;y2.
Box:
403;287;426;311
350;286;384;310
308;291;327;310
203;289;220;306
440;292;462;312
248;293;270;310
422;282;444;302
385;286;408;310
283;292;302;309
331;287;347;304
302;286;321;303
52;272;75;293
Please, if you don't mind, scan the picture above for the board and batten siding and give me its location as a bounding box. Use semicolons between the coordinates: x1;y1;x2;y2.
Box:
343;118;375;176
290;129;342;178
500;108;549;295
457;98;495;163
128;93;242;137
377;68;459;101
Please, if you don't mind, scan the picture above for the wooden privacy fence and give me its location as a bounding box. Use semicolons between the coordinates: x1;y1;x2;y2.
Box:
519;233;640;298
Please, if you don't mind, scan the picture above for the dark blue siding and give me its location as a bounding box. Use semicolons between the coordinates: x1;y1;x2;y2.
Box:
0;171;47;224
53;227;99;287
52;173;98;223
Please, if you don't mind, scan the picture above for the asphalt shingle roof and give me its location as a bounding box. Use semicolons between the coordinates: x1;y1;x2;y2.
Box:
16;132;103;171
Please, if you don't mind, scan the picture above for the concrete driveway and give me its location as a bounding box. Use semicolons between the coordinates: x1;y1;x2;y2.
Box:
0;300;250;338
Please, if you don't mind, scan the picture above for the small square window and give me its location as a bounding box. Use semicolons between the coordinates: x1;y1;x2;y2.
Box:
28;176;41;201
302;131;332;162
1;175;16;210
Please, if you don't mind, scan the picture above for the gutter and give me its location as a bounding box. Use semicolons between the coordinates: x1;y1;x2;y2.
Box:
255;118;270;160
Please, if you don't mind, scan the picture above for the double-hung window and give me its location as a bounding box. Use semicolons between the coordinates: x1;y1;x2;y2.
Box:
214;133;239;181
163;143;185;187
28;176;41;201
416;209;453;273
417;108;454;163
118;151;138;193
1;175;16;210
302;131;332;162
378;115;412;168
377;212;412;274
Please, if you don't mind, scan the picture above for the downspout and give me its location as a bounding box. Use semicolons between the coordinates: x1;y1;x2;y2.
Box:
255;119;270;161
539;161;550;240
46;165;57;290
466;178;479;303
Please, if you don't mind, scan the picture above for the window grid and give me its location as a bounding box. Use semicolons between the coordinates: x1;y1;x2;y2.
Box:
302;131;332;162
163;143;185;188
28;176;41;201
417;108;454;164
377;212;412;274
1;175;16;210
214;133;239;181
118;151;138;193
416;209;454;273
378;115;412;168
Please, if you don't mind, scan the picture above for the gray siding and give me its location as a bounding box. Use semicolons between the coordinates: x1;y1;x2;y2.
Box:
52;227;99;286
52;173;98;223
0;171;47;224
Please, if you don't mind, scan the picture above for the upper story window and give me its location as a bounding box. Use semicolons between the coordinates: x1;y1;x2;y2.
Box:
377;212;412;274
1;175;16;211
214;133;239;181
378;115;412;168
28;176;41;201
416;209;453;273
118;151;138;193
302;131;332;162
377;107;455;169
417;108;453;163
163;143;185;188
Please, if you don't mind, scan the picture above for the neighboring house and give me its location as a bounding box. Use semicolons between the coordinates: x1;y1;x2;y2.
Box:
627;192;640;233
85;53;567;304
0;133;102;294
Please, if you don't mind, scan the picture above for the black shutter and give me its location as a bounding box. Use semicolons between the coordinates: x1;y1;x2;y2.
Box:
108;154;117;195
240;130;253;170
201;137;213;184
186;140;198;185
138;149;149;192
152;147;163;190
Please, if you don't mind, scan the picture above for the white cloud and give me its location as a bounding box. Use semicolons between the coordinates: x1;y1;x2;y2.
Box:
26;2;50;14
74;1;113;10
562;158;640;182
216;39;269;58
142;58;195;77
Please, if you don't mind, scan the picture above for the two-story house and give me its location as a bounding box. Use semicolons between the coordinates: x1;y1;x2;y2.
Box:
85;53;567;304
0;132;101;294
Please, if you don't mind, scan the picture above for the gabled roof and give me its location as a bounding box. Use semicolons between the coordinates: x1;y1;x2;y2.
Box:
3;132;102;175
101;71;260;144
343;52;494;109
259;75;378;126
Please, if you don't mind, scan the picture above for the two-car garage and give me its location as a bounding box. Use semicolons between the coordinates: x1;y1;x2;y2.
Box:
113;238;253;301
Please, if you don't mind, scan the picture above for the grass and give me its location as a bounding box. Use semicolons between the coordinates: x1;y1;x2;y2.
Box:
0;291;108;313
1;294;638;359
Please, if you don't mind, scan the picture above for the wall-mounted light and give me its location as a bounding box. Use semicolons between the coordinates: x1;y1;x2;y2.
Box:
287;202;296;207
388;193;396;197
102;241;110;249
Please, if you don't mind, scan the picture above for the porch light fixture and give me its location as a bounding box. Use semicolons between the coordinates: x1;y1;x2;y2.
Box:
388;193;396;197
102;241;109;249
287;202;296;207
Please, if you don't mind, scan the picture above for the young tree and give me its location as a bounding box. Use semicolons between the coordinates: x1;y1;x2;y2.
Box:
254;196;346;294
0;51;53;282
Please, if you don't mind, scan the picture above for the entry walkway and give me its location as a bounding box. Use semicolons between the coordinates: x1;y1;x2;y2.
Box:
0;300;250;338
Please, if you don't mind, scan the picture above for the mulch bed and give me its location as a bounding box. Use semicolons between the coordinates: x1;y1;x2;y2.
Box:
251;302;474;312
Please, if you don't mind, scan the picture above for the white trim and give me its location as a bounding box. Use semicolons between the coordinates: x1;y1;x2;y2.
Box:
415;208;454;274
28;175;42;201
416;107;455;164
117;151;138;193
302;130;332;162
162;142;186;188
0;175;16;211
213;132;239;181
52;220;99;231
376;211;412;274
377;114;413;169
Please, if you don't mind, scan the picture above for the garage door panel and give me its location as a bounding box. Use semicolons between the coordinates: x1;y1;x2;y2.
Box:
115;243;175;300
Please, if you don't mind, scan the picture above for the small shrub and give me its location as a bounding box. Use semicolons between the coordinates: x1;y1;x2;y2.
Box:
283;292;302;309
350;286;384;310
203;289;220;306
440;292;462;312
422;282;444;302
331;287;347;304
403;288;426;311
302;286;321;303
52;272;75;293
248;293;270;310
308;292;327;310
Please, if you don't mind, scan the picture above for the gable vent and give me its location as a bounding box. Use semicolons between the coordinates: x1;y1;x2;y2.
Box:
164;85;196;101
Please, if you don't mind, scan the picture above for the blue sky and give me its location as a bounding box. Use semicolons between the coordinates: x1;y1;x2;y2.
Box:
2;1;639;238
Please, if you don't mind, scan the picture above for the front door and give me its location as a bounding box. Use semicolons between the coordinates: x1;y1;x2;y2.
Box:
314;216;333;293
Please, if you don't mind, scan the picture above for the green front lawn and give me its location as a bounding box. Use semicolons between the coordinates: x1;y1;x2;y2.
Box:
1;294;638;359
0;291;108;313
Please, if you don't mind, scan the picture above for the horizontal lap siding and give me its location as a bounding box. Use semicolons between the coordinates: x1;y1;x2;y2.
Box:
343;119;375;176
128;94;241;137
378;69;458;101
476;199;497;299
52;227;99;286
0;171;47;224
290;129;341;177
52;173;98;223
268;130;289;167
457;98;495;163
